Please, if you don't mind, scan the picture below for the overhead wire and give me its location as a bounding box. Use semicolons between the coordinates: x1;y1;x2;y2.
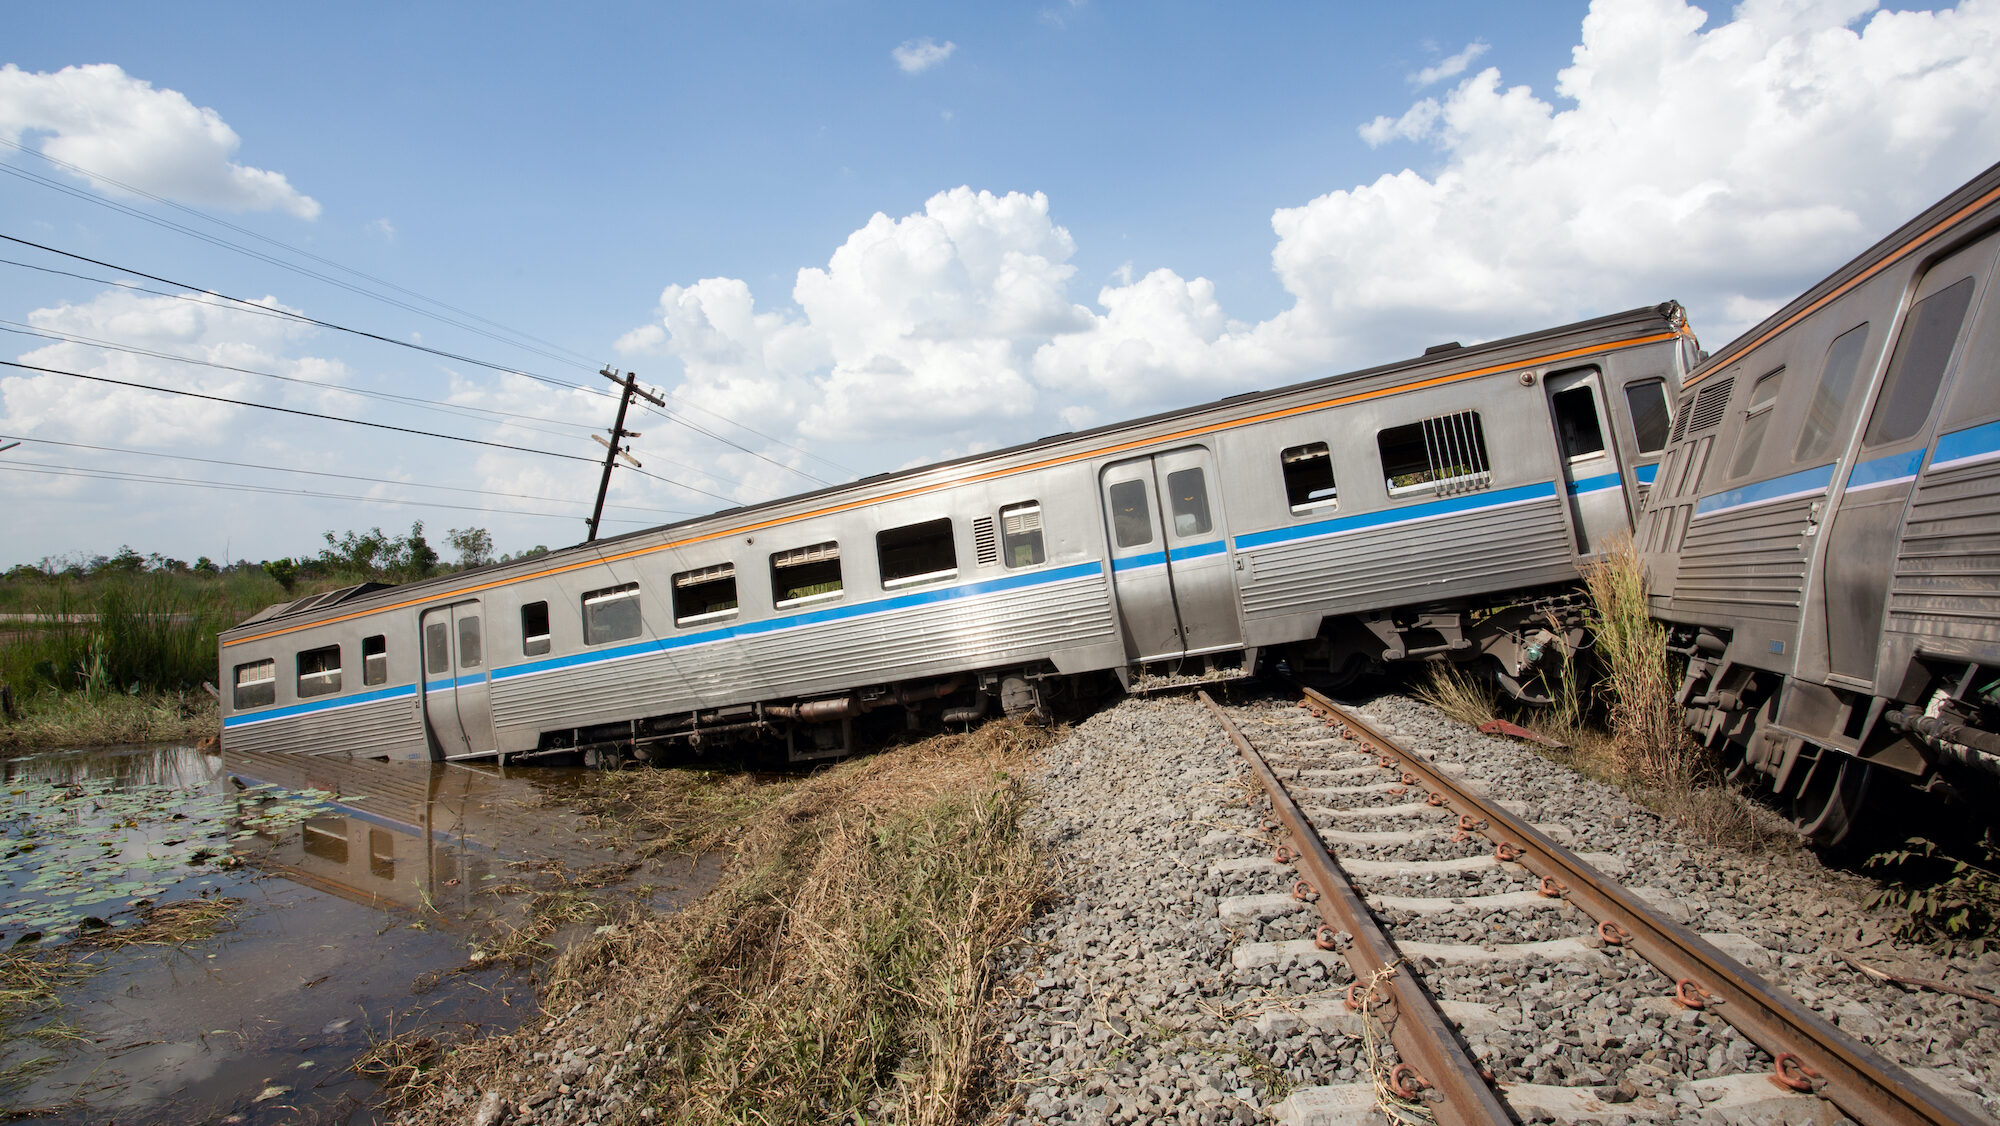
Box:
0;356;601;464
0;141;602;372
0;434;702;519
0;320;606;444
0;232;617;399
1;238;828;491
0;149;860;482
0;459;653;525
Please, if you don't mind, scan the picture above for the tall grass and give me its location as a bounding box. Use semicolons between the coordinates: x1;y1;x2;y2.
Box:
0;572;282;698
1579;537;1707;790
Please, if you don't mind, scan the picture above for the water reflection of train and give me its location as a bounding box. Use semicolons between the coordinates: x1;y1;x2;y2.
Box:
222;751;588;915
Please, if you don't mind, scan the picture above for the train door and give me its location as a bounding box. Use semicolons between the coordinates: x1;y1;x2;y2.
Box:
419;600;495;760
1805;237;1996;686
1545;367;1630;555
1100;447;1243;662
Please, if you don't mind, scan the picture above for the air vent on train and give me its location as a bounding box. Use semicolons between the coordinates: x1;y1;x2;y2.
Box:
1685;377;1736;435
1670;392;1695;443
972;516;1000;567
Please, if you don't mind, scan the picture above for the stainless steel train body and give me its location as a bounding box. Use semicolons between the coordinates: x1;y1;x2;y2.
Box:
1638;161;2000;843
217;304;1692;763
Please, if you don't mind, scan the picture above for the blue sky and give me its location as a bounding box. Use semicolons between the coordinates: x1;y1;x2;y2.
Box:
4;1;1998;566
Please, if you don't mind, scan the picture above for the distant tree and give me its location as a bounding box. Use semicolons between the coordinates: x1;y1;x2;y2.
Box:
193;557;219;575
264;558;299;594
398;522;438;580
319;528;392;575
446;527;494;570
98;547;145;575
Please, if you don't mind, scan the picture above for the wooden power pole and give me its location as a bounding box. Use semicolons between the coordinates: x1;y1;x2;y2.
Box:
587;367;665;542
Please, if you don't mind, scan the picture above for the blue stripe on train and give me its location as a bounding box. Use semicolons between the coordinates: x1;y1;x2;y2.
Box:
1930;418;2000;471
1635;463;1658;485
1846;449;1924;492
1231;480;1560;552
1110;551;1167;572
1694;463;1837;517
223;683;417;729
1567;472;1623;496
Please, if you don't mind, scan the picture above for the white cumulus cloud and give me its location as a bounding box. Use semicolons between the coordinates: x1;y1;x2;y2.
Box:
1410;40;1490;87
0;63;320;219
892;37;958;74
617;0;2000;488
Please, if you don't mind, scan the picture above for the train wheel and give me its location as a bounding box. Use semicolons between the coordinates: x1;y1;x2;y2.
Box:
1788;754;1873;847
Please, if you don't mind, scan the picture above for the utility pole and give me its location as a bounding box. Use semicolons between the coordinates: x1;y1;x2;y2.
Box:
587;367;665;542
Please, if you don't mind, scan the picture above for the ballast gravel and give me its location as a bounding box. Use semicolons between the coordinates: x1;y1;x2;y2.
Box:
986;691;2000;1125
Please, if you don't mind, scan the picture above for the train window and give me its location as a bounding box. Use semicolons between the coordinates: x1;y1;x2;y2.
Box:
878;519;957;588
297;644;342;698
1623;380;1672;454
303;817;348;864
1865;277;1975;447
233;659;276;709
1000;503;1046;567
1794;323;1870;462
1166;468;1213;536
772;544;843;607
1727;369;1785;479
582;582;643;645
521;602;551;656
362;635;387;685
455;616;481;668
1378;411;1491;495
674;564;739;624
1108;481;1153;547
1552;386;1606;459
424;622;450;675
1282;443;1338;513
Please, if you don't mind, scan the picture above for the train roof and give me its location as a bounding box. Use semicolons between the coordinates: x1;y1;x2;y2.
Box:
223;300;1685;640
1687;159;2000;387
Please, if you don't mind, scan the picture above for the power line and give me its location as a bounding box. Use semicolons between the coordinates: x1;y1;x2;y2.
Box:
0;459;653;525
636;400;832;485
0;163;858;482
0;141;602;373
0;356;600;464
0;434;702;518
0;358;745;507
0;320;606;444
0;232;617;399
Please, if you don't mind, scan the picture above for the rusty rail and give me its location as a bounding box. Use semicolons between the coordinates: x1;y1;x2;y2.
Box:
1197;690;1513;1126
1301;687;1982;1126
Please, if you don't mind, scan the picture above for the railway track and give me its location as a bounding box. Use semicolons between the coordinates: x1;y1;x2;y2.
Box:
1196;687;1982;1126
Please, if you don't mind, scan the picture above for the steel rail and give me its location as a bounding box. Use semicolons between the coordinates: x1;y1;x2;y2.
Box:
1301;687;1981;1126
1196;690;1514;1126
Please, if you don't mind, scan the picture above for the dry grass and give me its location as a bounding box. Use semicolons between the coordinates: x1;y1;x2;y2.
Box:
0;691;215;753
1414;662;1501;729
395;718;1061;1126
1579;537;1702;790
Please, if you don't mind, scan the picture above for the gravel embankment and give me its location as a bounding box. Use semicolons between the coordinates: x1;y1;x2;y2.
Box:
987;690;2000;1125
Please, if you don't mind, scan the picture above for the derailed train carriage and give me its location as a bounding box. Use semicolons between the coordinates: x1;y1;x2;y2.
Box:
1639;160;2000;845
217;303;1694;764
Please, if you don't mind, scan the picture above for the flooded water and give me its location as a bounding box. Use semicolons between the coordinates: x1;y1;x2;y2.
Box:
0;743;720;1124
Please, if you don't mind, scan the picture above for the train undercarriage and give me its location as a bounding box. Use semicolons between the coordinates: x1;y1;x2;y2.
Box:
1671;625;2000;846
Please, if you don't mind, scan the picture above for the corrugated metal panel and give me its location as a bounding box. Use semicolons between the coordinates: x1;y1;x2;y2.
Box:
1239;498;1572;616
489;574;1115;731
1673;500;1813;624
1888;457;2000;646
224;697;424;758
